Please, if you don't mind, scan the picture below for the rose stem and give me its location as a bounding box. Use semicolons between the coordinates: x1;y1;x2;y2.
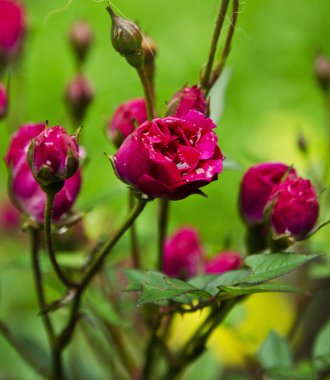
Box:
129;189;140;268
158;198;169;271
163;299;237;380
206;0;240;94
44;193;77;288
55;199;147;353
200;0;230;91
137;66;155;119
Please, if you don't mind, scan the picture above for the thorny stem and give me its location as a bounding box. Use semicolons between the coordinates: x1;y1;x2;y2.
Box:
207;0;240;94
57;199;147;351
158;198;169;271
44;193;77;288
200;0;230;90
129;189;140;268
137;66;155;119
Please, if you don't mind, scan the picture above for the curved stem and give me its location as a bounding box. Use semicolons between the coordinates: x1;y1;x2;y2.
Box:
129;189;140;268
58;198;147;349
158;199;169;271
137;67;155;119
200;0;230;90
207;0;240;94
44;193;77;288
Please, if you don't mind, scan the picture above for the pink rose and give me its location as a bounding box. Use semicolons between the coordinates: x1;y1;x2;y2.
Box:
164;227;203;279
167;85;207;117
0;0;25;69
0;199;20;232
240;162;296;226
28;125;79;187
268;176;319;240
108;97;147;147
5;123;81;223
113;110;224;200
204;252;242;274
0;81;8;119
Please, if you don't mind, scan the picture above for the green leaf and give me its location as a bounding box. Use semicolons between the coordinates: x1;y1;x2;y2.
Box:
123;268;146;291
313;320;330;372
138;271;211;305
244;253;319;284
258;331;292;369
265;367;317;380
218;283;300;299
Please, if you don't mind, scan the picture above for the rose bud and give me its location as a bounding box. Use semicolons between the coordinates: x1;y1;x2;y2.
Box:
268;176;319;241
69;20;93;64
113;110;224;200
5;122;81;223
0;0;26;72
108;97;147;147
0;81;8;119
239;162;297;226
28;125;79;190
204;252;243;274
164;227;203;279
167;85;208;118
315;54;330;92
106;4;144;69
65;74;93;124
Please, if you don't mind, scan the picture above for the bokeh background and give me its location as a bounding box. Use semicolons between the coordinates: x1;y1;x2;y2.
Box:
1;0;330;378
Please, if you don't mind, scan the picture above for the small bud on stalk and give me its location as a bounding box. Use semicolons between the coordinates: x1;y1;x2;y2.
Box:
65;74;93;125
315;54;330;92
108;97;147;147
204;252;242;274
69;20;93;64
167;85;208;117
28;125;80;194
0;81;8;119
106;4;144;69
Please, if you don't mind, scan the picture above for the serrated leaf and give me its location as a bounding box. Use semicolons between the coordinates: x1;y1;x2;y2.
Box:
244;253;319;284
123;268;146;291
138;271;211;305
258;331;292;370
218;283;300;299
313;320;330;371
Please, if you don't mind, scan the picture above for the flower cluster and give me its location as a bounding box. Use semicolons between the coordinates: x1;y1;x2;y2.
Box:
240;162;319;242
164;226;242;279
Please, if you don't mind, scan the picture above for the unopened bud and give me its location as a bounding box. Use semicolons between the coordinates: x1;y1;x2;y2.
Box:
65;75;93;124
0;81;8;120
315;54;330;92
69;20;93;64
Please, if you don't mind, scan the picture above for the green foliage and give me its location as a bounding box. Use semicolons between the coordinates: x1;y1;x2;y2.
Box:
258;331;293;369
313;320;330;372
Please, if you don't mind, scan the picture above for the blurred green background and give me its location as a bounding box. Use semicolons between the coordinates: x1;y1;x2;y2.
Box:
1;0;330;378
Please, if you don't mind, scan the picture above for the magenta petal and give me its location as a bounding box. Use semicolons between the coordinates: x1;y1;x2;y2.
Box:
196;130;217;159
138;174;171;197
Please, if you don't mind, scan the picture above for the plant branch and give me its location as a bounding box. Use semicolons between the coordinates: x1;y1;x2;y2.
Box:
207;0;240;94
158;198;169;271
129;189;140;268
200;0;230;90
137;66;155;119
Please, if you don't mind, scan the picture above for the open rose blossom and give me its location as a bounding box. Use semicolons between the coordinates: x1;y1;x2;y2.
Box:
28;126;79;187
113;110;224;200
164;227;203;279
167;85;207;117
108;98;147;147
0;81;8;119
268;176;319;240
5;123;82;223
240;162;297;226
0;0;25;68
204;252;243;274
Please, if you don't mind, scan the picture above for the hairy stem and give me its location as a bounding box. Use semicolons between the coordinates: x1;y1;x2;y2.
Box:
158;198;169;271
137;66;155;119
200;0;230;90
129;189;140;268
44;193;76;288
